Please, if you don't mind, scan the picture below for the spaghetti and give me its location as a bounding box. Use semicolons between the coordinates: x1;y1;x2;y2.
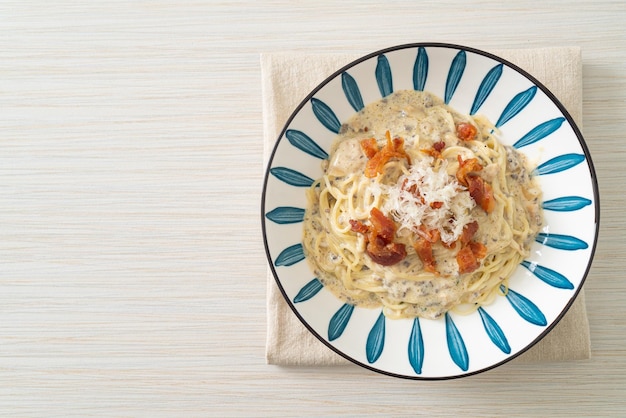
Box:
302;90;543;319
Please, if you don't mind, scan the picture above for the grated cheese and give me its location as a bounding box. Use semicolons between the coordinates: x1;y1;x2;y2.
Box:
382;157;475;244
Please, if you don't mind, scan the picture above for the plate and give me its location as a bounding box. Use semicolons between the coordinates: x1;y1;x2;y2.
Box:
261;43;599;379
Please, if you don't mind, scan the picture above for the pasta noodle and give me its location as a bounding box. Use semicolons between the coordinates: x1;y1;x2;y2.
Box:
303;90;543;320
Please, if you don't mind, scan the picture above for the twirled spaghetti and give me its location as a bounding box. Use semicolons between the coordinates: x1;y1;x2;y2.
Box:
303;90;543;320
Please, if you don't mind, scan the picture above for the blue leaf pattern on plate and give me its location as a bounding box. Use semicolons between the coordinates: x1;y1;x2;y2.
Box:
274;243;305;267
328;303;354;341
285;129;328;159
534;153;585;176
521;260;574;289
375;55;393;98
513;117;565;149
269;167;314;187
311;97;341;134
265;206;305;224
495;86;537;128
341;72;364;112
501;285;547;326
408;318;425;374
536;232;588;250
413;47;428;91
543;196;592;212
293;278;324;303
445;313;469;371
478;307;511;354
470;64;503;115
445;50;466;104
366;312;386;363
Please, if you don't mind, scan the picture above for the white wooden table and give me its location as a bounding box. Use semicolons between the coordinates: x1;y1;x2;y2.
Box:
1;1;624;416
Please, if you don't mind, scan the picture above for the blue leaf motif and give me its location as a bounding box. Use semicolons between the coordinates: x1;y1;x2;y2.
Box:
543;196;592;212
265;206;305;224
285;129;328;160
375;55;393;98
293;278;324;303
521;260;574;289
495;86;537;128
445;313;469;372
274;243;305;267
269;167;314;187
478;307;511;354
513;117;565;149
311;98;341;134
408;317;425;374
534;153;585;176
341;72;364;112
501;285;547;326
328;303;354;341
536;233;588;250
366;312;385;364
470;63;503;115
445;50;466;104
413;47;428;91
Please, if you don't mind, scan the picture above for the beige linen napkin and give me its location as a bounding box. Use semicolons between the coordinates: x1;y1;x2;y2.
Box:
262;47;591;366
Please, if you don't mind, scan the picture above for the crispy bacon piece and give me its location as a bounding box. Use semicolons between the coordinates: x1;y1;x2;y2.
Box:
421;140;447;159
433;141;446;152
456;156;495;213
360;137;378;159
469;241;488;260
456;122;478;141
391;137;407;158
368;207;396;243
456;155;483;186
459;221;479;247
349;219;369;235
350;208;407;266
413;237;437;274
362;131;411;178
367;238;407;267
467;176;496;213
456;245;479;274
457;240;488;274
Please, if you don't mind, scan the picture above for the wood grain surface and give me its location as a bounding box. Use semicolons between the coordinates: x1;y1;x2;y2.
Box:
1;1;624;416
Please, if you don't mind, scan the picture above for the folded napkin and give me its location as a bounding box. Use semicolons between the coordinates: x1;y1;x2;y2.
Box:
262;47;591;366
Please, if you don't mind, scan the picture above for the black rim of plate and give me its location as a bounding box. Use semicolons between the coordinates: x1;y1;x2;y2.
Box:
261;42;600;380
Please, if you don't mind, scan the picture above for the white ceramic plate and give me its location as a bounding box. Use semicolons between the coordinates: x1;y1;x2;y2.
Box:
261;43;599;379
